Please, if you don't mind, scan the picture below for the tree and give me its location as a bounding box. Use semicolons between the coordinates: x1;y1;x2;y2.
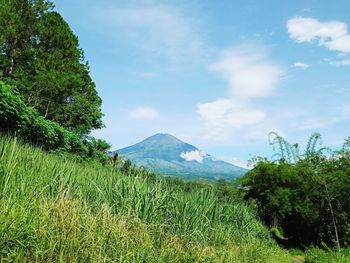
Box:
0;0;103;135
242;133;350;248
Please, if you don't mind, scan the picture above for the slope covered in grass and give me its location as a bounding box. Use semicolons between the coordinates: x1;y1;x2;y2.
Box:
0;136;290;262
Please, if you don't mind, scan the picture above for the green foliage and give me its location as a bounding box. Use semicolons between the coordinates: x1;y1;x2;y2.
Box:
268;132;325;163
215;179;240;201
0;0;103;135
304;247;350;263
0;136;291;262
242;134;350;248
270;227;287;240
269;132;299;163
121;159;133;175
120;159;157;181
162;176;212;194
0;81;109;162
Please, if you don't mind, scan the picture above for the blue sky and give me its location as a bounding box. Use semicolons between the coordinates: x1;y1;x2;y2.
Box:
55;0;350;167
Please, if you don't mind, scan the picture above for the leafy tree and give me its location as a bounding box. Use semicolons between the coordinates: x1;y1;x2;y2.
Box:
0;0;103;135
242;133;350;248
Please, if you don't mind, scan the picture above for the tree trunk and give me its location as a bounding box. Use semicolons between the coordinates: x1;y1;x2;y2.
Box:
324;183;340;251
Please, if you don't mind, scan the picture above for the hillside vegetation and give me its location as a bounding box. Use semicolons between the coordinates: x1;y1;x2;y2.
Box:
1;1;349;262
0;136;291;262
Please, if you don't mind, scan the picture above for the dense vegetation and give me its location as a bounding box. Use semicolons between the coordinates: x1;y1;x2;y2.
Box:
0;81;110;163
0;136;348;262
0;0;110;164
242;133;350;249
0;0;103;135
0;137;291;262
0;0;349;262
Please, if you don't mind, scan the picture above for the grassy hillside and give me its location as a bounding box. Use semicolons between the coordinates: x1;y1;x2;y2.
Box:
0;136;291;262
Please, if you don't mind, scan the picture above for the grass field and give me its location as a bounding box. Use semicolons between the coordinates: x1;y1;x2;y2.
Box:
0;136;292;262
1;136;348;262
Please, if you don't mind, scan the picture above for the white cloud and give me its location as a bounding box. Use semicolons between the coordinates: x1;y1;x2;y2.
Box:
329;59;350;66
100;5;204;62
297;105;350;130
298;116;350;130
180;150;204;163
128;107;159;120
293;62;309;69
208;46;283;99
197;45;283;139
197;98;265;130
219;156;248;169
287;17;350;53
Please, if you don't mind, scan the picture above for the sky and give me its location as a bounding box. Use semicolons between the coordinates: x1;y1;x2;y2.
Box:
55;0;350;168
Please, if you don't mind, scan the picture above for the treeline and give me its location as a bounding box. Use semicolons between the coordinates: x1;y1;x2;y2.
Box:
241;133;350;249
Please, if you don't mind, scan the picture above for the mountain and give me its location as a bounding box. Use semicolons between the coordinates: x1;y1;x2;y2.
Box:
115;133;247;181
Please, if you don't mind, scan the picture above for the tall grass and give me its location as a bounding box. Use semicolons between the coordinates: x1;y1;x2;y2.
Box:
304;247;350;263
0;136;290;262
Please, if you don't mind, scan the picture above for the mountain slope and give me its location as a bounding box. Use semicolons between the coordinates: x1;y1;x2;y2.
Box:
116;133;247;181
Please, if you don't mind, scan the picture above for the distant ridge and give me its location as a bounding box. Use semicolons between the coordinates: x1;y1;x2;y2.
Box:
115;133;247;181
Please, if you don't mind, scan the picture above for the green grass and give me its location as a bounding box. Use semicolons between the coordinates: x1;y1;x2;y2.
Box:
289;247;350;263
303;247;350;263
0;136;291;262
